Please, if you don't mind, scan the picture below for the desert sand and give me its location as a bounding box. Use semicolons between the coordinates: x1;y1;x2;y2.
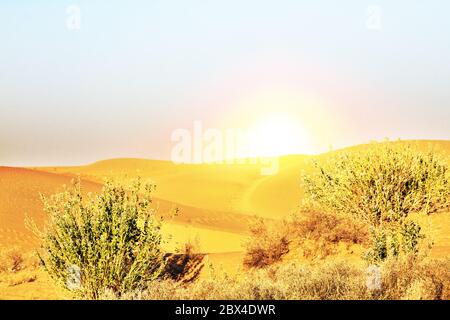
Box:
1;140;449;299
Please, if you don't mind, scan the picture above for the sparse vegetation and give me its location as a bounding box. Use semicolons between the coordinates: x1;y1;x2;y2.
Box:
243;211;369;267
0;248;39;287
291;211;368;245
163;239;205;284
302;143;450;262
243;218;291;268
4;142;448;300
290;211;369;260
377;255;450;300
0;248;25;273
106;255;450;300
104;260;368;300
235;144;449;301
28;178;166;299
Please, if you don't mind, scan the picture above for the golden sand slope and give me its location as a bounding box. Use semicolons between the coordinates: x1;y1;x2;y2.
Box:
38;157;308;219
30;140;450;254
34;140;450;260
0;167;101;249
39;140;450;220
38;160;267;214
1;140;449;299
0;167;255;253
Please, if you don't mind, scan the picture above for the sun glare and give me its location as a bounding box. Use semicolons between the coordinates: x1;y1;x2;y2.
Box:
245;113;314;157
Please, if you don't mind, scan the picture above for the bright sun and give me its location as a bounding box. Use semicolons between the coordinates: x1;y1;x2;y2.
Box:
245;113;314;157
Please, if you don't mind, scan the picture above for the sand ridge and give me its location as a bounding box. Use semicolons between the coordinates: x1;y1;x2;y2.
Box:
1;140;449;299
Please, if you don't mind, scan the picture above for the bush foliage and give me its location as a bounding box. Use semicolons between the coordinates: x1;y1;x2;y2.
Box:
29;178;165;299
243;218;290;269
243;212;369;268
302;143;450;262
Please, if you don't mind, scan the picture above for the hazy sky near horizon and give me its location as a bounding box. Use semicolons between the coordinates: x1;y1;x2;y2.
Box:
1;0;449;166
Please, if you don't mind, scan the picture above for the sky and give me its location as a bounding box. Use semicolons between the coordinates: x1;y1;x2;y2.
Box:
0;0;449;166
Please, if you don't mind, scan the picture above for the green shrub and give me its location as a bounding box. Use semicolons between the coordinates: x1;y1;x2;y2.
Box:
29;178;166;299
302;143;450;261
303;143;450;224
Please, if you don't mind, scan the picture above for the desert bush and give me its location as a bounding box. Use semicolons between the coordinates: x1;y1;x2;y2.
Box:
0;248;24;273
163;239;205;284
29;178;166;299
243;211;368;267
278;262;368;300
378;255;450;300
110;261;369;300
243;218;290;269
109;256;450;300
293;211;369;261
302;143;450;261
291;211;368;245
0;248;40;287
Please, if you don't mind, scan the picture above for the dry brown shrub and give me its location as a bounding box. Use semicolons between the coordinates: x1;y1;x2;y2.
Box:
243;218;291;269
0;248;26;273
105;256;450;300
243;211;369;268
292;211;368;244
111;261;369;300
0;248;41;288
379;255;450;300
163;239;205;284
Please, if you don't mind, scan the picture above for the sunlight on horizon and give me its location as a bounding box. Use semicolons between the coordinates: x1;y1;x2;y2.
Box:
0;1;449;166
243;112;315;158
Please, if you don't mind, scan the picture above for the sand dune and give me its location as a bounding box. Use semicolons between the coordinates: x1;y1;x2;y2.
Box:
3;140;449;252
38;140;450;219
0;166;254;254
1;140;449;299
30;140;450;251
38;156;310;219
38;160;265;214
0;167;100;249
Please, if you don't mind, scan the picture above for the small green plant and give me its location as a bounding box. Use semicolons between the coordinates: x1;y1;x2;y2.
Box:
28;178;166;299
400;221;425;254
364;228;388;263
302;142;450;262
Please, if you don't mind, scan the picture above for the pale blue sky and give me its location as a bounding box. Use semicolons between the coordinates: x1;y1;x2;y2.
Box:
0;1;449;165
